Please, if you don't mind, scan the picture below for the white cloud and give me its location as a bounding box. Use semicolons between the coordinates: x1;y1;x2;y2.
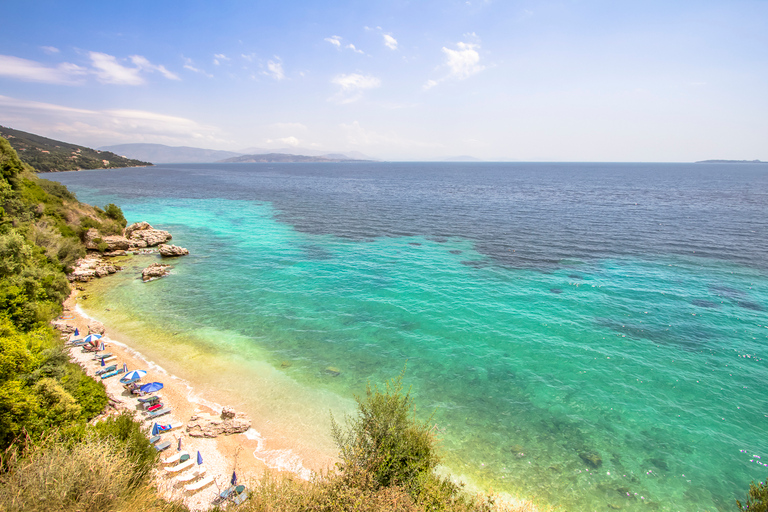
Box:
424;34;485;90
0;55;87;84
278;136;300;146
325;36;342;47
130;55;180;80
263;57;285;80
40;46;60;54
182;57;213;77
346;44;364;54
213;53;230;66
383;34;398;50
0;94;224;147
330;73;381;104
89;52;144;85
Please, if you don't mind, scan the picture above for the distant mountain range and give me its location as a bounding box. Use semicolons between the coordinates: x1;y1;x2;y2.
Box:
695;159;765;164
100;143;377;164
0;126;151;172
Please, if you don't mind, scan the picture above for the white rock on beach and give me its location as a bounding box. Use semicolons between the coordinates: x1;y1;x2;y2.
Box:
186;407;252;438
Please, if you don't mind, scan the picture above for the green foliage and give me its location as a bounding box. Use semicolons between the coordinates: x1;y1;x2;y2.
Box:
104;203;127;227
37;177;77;201
738;479;768;511
332;369;440;496
0;137;24;180
0;125;152;173
91;411;159;482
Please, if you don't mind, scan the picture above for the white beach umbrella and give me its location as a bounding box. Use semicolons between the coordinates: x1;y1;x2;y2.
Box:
123;370;147;381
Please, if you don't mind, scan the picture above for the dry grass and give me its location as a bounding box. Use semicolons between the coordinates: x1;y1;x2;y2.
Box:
0;435;185;512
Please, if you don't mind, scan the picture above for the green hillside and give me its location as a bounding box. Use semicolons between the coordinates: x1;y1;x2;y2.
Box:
0;126;151;172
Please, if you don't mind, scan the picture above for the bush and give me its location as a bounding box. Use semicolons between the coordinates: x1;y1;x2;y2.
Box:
91;411;159;482
331;370;440;496
738;478;768;511
104;203;127;228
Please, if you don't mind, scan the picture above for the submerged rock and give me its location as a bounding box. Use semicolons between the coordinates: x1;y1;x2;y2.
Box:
325;367;341;377
579;451;603;468
142;262;171;282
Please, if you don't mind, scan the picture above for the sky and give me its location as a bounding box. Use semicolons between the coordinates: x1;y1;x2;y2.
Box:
0;0;766;161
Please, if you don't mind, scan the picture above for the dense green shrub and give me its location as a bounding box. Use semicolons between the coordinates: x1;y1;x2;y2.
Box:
738;479;768;511
104;203;127;227
91;411;159;482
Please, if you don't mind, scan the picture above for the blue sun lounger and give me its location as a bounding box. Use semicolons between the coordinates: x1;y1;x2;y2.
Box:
95;365;117;376
155;441;171;452
147;408;171;418
94;353;113;360
101;368;125;379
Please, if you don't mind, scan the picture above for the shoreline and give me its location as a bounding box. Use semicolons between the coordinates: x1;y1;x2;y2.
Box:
63;288;327;510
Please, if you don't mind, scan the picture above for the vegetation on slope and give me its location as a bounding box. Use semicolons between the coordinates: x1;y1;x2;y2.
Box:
0;126;151;172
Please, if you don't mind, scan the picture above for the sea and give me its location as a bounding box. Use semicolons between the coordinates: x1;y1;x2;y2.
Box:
49;162;768;511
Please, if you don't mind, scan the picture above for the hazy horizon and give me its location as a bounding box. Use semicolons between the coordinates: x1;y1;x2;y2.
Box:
1;1;766;162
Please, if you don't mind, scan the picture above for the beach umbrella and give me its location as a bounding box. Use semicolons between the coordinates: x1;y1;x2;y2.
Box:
123;363;128;372
99;341;105;351
231;471;237;486
197;451;203;465
177;436;182;451
74;328;79;336
101;358;105;367
123;369;147;381
151;422;160;436
83;334;102;343
140;382;163;393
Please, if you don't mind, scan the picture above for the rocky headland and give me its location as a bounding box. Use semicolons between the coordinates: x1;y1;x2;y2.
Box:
68;221;189;283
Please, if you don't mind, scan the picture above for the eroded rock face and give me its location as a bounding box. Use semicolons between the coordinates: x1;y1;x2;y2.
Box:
84;229;131;251
158;244;189;257
186;408;251;438
67;255;122;282
125;222;172;248
142;262;171;282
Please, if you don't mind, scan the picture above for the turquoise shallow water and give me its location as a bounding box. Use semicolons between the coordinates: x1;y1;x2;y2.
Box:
52;163;768;511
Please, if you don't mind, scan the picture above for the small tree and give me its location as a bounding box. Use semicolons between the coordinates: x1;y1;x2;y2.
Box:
331;369;440;495
738;478;768;511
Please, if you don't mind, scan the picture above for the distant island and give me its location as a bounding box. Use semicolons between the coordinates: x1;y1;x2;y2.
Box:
218;153;372;163
0;126;151;172
695;159;765;164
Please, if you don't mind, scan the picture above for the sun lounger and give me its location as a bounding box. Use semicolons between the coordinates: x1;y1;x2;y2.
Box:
149;435;161;444
231;490;248;505
165;459;195;473
215;485;236;503
160;452;189;464
100;356;117;364
176;465;206;483
94;353;112;360
138;395;160;404
95;365;117;376
155;441;171;452
147;403;164;412
147;407;171;418
162;452;189;465
154;421;182;433
120;375;141;385
101;368;125;379
184;475;214;493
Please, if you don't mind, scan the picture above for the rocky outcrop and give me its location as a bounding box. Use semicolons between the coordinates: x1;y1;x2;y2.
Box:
88;320;105;335
142;263;171;282
186;407;251;438
125;222;172;248
158;244;189;257
84;228;131;252
67;254;122;282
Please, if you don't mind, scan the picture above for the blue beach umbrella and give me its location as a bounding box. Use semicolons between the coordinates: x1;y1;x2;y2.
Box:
123;369;147;381
197;451;203;465
151;422;160;436
231;471;237;486
74;328;79;336
101;358;105;367
83;334;102;343
139;382;163;393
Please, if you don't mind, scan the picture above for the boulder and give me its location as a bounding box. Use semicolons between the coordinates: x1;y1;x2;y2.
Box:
83;228;131;251
579;451;603;468
158;244;189;257
88;320;105;335
142;263;171;282
52;320;76;335
125;221;172;248
186;408;251;438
